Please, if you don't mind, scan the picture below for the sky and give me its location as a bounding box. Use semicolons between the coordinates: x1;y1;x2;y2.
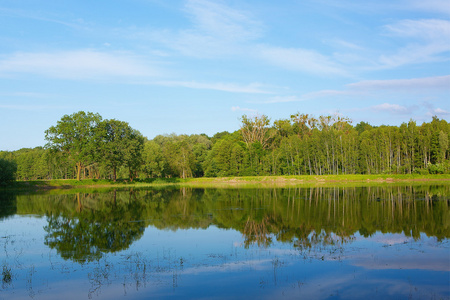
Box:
0;0;449;151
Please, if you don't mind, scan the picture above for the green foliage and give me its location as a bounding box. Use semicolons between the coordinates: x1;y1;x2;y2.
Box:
142;140;165;178
5;112;450;181
98;119;144;181
240;114;271;149
40;112;144;181
354;121;374;134
45;111;103;180
0;158;17;184
428;163;449;174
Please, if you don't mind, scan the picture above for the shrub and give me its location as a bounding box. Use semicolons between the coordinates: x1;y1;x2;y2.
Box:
428;163;445;174
413;168;429;175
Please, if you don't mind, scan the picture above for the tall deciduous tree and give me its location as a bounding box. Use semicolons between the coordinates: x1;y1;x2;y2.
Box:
98;119;144;182
164;138;195;179
240;114;271;149
45;111;102;180
123;128;145;181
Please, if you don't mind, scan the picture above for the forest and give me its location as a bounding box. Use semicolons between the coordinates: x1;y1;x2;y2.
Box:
0;111;449;182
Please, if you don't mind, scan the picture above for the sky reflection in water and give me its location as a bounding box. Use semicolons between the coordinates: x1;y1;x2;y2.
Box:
0;186;449;299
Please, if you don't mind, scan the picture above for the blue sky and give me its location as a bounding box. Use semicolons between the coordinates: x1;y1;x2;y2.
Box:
0;0;449;151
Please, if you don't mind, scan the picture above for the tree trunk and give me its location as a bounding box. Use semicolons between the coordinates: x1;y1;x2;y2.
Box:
76;162;82;181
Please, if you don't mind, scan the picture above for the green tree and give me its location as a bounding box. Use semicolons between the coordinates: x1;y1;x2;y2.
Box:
97;119;144;182
240;114;272;149
14;147;49;180
123;128;145;181
438;130;449;163
0;158;17;184
354;121;374;135
45;111;103;180
163;137;195;178
142;140;165;178
189;134;212;177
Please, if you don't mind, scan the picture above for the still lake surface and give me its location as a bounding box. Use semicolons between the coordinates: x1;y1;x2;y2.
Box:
0;184;449;299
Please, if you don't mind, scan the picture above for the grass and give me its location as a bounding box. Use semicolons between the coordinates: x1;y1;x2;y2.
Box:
2;265;12;284
2;173;450;191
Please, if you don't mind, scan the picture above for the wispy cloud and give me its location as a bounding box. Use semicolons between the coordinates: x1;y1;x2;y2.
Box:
261;90;358;104
0;7;91;30
260;75;449;107
324;38;364;50
185;0;262;41
149;0;262;58
262;95;304;104
147;0;348;77
0;104;70;111
305;89;360;98
384;19;450;40
348;75;450;90
427;107;450;116
0;50;158;80
379;19;450;68
154;80;270;93
0;92;57;98
409;0;450;16
120;1;349;76
371;103;412;114
258;46;348;76
231;106;257;113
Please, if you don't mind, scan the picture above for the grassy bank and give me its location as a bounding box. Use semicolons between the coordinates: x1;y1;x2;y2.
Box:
2;174;450;191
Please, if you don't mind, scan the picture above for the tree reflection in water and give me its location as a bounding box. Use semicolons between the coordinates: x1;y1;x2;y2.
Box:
8;185;450;262
0;184;448;299
43;191;146;263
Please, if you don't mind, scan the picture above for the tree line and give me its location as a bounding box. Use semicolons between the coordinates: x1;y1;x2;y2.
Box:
0;111;449;182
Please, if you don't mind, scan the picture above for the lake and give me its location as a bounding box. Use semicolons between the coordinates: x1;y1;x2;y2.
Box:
0;184;449;299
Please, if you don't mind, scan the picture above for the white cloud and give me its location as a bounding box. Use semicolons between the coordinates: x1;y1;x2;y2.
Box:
261;90;358;104
122;1;349;76
185;0;262;41
0;7;91;31
371;103;411;114
259;75;449;107
304;89;360;98
409;0;450;16
258;46;347;76
434;108;449;114
428;107;450;116
154;80;270;93
348;75;450;90
263;95;304;103
0;104;69;111
384;19;450;40
0;92;56;98
379;19;450;68
147;0;349;78
231;106;257;113
0;50;157;80
150;0;261;58
324;38;364;50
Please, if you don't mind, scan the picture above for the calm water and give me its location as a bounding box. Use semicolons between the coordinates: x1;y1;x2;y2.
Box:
0;185;449;299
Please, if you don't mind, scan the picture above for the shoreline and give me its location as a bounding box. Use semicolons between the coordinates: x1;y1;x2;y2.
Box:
3;174;450;191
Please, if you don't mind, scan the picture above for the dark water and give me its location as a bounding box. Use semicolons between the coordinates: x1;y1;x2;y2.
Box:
0;185;449;299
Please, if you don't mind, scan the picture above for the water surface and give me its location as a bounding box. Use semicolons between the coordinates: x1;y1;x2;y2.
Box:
1;185;449;299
